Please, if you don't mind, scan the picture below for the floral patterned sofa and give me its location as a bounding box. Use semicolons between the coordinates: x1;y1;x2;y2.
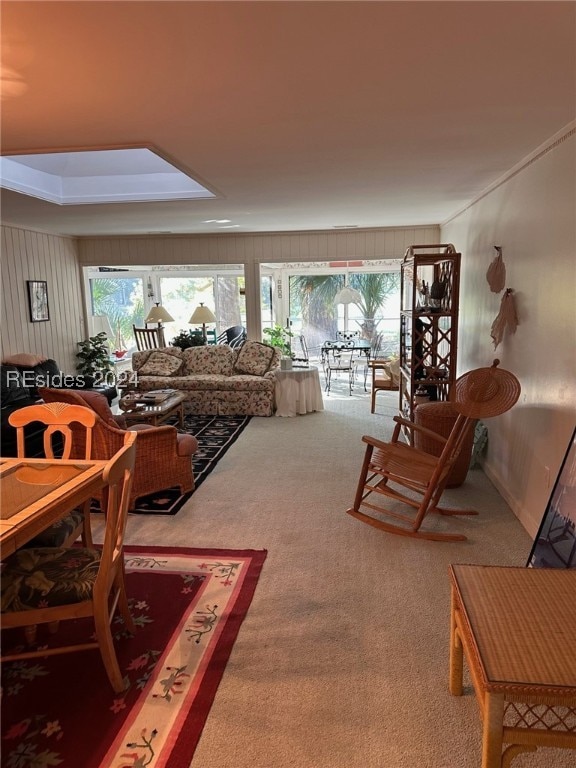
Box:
129;341;281;417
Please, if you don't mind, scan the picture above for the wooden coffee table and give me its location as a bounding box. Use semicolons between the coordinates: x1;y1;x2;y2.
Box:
120;391;187;428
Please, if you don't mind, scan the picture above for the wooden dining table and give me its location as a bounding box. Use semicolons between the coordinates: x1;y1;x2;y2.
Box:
0;457;108;557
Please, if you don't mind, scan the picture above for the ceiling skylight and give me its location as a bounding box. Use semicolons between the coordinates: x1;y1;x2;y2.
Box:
0;147;215;205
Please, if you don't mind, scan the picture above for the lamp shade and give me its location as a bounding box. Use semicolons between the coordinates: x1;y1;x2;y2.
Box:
334;286;362;305
189;303;217;324
145;303;174;323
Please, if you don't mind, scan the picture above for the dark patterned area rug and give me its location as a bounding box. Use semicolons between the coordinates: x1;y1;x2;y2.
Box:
1;546;267;768
94;415;251;516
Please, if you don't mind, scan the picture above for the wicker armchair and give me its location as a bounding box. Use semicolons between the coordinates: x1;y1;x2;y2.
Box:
39;388;197;508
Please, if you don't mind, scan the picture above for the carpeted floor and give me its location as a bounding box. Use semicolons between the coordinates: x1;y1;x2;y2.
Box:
90;388;573;767
0;546;266;768
115;414;251;515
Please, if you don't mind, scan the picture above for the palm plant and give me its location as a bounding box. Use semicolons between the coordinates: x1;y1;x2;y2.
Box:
290;272;399;344
91;278;145;349
348;273;400;339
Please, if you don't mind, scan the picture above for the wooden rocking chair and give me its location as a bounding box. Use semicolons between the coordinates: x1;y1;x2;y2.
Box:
346;360;521;541
133;325;166;350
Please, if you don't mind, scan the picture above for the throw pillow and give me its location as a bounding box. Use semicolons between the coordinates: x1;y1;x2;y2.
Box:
138;350;183;377
234;341;275;376
72;390;119;427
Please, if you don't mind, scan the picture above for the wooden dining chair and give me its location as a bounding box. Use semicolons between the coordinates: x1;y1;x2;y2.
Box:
1;431;137;693
368;357;400;412
133;324;166;350
346;361;521;541
8;402;98;548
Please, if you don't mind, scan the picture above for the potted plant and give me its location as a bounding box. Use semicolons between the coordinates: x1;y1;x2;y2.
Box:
171;330;206;350
76;331;113;385
262;324;293;356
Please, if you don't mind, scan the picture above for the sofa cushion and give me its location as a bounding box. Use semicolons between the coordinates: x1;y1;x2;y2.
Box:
132;347;182;372
181;345;235;376
217;374;275;392
234;341;276;376
138;350;183;376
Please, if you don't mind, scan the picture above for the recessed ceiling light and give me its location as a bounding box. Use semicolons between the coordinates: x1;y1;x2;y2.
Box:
204;219;231;224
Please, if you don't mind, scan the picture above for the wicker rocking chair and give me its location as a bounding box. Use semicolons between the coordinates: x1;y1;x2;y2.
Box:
346;360;521;541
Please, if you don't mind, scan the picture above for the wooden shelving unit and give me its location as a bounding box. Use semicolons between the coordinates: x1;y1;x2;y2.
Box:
399;244;461;432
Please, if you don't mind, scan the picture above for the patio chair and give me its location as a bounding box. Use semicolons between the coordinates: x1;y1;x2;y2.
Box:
292;333;310;367
1;432;137;693
324;347;358;395
346;360;521;541
368;357;400;412
217;325;246;348
8;402;98;548
39;388;197;509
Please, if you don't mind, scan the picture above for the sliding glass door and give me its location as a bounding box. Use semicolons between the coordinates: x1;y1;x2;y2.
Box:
88;275;145;351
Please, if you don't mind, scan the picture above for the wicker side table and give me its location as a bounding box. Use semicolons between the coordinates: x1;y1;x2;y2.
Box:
449;564;576;768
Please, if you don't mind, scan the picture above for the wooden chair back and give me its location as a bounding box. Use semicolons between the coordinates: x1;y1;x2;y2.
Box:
368;358;399;412
133;325;166;350
97;431;137;586
8;402;97;460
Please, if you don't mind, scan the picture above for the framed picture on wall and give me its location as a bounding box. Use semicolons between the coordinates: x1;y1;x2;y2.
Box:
527;426;576;568
27;280;50;322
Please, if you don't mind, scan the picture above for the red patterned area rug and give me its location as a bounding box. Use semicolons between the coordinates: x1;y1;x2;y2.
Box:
1;546;267;768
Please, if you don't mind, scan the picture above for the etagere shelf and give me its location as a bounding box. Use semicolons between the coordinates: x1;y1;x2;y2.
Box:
399;244;461;433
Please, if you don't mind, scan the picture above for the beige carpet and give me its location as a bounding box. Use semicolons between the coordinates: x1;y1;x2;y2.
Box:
97;382;571;768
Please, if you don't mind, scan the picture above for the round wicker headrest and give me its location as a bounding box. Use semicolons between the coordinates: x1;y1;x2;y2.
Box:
452;359;521;419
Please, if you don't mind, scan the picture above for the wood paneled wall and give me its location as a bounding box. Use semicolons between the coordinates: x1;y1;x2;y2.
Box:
78;225;439;339
1;226;85;371
0;223;440;371
77;225;440;266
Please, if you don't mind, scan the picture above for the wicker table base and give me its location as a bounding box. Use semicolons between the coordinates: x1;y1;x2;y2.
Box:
449;564;576;768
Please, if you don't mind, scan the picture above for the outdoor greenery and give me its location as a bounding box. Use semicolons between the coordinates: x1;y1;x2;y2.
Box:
262;324;294;356
171;329;206;350
91;277;144;350
290;272;400;344
76;332;113;381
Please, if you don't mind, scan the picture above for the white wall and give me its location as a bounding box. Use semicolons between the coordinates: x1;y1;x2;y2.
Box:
442;125;576;536
1;226;85;371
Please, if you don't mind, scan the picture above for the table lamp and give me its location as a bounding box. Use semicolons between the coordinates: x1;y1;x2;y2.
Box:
334;286;362;305
334;286;361;334
145;302;174;346
189;302;217;342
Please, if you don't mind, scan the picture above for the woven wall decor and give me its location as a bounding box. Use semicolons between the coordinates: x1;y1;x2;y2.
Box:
486;246;506;293
490;288;519;349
